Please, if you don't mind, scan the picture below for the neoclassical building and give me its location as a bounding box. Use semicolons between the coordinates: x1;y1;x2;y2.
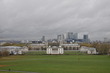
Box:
46;46;64;54
61;44;80;50
28;44;48;50
28;43;81;55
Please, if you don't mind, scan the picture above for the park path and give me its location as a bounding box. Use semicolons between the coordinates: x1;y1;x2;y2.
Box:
0;70;38;73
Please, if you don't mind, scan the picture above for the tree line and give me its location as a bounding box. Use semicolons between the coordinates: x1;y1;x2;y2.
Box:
80;42;110;55
0;50;10;57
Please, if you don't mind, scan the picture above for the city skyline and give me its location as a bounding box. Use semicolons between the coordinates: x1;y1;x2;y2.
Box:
0;0;110;41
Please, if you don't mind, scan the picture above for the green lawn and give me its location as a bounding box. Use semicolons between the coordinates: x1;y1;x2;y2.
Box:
0;55;110;73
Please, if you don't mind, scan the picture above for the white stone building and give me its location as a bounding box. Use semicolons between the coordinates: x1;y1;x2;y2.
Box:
0;46;29;55
29;44;47;50
61;44;80;50
46;46;64;54
80;46;97;54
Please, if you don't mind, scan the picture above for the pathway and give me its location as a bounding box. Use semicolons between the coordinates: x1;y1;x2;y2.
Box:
0;70;38;73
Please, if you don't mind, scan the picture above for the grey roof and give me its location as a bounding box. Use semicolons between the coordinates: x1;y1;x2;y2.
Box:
81;46;96;51
0;46;22;49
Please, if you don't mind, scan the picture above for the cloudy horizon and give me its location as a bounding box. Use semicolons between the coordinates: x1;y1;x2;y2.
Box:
0;0;110;41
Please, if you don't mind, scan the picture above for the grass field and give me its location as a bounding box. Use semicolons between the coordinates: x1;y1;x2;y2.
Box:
0;55;110;73
25;51;87;55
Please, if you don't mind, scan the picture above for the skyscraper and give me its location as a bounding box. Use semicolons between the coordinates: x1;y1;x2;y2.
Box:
83;35;88;40
67;32;73;39
57;35;61;42
57;34;64;42
73;33;78;40
83;34;89;42
41;36;45;42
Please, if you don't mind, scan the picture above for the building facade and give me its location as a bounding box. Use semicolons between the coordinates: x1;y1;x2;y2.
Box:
80;46;97;54
46;46;64;54
61;44;80;50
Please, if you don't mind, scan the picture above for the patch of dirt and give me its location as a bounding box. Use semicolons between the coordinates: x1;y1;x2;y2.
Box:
0;65;9;67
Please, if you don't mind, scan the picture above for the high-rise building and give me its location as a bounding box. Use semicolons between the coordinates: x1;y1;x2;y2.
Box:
83;35;88;40
63;33;67;39
67;32;78;40
41;36;45;42
67;32;73;39
57;35;61;41
83;34;89;42
73;33;78;40
57;34;64;42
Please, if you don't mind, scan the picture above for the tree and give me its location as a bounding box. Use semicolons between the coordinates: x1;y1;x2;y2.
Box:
92;43;110;55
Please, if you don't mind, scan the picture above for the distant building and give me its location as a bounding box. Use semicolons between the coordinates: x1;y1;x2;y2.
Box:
21;40;29;43
61;44;80;50
57;34;64;44
57;35;61;41
73;33;78;40
0;42;7;45
83;34;90;42
83;35;88;39
29;44;48;50
63;33;67;40
46;46;64;54
67;32;73;39
80;46;97;54
104;38;110;43
0;46;28;55
31;40;42;44
66;32;79;43
41;36;45;42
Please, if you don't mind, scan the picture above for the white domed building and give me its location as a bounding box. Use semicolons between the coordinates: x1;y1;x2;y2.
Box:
46;46;64;54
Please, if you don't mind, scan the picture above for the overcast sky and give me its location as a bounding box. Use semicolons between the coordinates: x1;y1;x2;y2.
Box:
0;0;110;41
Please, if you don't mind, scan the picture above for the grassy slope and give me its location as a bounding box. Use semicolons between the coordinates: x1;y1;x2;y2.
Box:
0;55;110;73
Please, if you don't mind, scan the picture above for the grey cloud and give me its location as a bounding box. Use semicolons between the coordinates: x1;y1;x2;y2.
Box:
0;0;110;40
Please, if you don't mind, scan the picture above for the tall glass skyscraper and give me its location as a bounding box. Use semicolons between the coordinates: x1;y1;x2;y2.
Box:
67;32;73;39
83;34;89;42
